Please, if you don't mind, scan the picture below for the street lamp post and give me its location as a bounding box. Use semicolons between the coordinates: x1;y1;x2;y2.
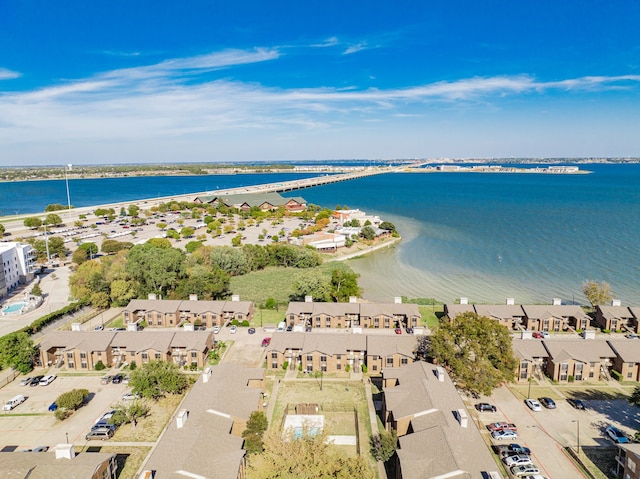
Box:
572;420;580;454
527;377;532;399
64;164;72;218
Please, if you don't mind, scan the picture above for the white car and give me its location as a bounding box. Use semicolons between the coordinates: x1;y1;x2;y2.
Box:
230;325;237;334
122;393;141;401
511;465;541;477
503;454;533;467
525;398;542;411
491;429;518;440
212;326;221;334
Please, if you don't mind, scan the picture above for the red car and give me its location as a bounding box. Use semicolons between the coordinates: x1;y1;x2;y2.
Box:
532;331;544;339
394;328;402;334
487;422;517;432
261;337;271;347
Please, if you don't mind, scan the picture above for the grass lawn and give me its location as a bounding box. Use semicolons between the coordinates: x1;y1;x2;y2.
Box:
509;382;562;401
112;393;185;442
419;305;442;331
230;262;355;306
557;384;632;400
80;445;151;479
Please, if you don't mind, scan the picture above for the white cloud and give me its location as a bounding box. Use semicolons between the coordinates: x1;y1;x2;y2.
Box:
343;42;368;55
0;68;20;80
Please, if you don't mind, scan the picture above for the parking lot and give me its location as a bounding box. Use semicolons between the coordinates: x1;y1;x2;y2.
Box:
0;373;129;450
472;383;640;478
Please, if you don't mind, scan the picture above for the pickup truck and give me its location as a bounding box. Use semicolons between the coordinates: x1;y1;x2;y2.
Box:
486;422;517;432
495;443;531;456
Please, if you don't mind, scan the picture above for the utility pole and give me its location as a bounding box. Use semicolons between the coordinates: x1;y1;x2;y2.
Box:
43;222;50;264
64;164;73;219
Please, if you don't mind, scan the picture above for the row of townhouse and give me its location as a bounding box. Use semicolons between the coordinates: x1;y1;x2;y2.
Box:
39;331;214;370
514;337;640;383
142;364;265;479
285;299;421;330
265;332;418;373
594;302;640;332
193;191;307;212
445;298;590;331
123;296;254;328
381;362;501;479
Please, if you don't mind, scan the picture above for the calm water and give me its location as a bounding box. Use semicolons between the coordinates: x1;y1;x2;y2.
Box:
2;165;639;304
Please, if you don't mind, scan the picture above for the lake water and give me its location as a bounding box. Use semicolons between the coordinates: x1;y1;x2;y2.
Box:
2;164;639;305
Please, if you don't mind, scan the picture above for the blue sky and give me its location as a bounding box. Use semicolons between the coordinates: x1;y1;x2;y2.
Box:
1;1;640;165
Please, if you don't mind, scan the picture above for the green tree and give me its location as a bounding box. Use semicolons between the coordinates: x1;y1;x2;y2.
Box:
185;240;204;253
128;204;140;217
582;280;614;309
94;207;115;217
291;271;332;302
110;279;137;306
248;428;374;479
157;222;167;230
242;411;269;454
379;221;396;232
359;225;376;241
231;235;242;247
181;226;195;238
0;223;5;236
429;312;516;396
110;399;150;428
56;388;89;410
72;248;90;265
370;430;397;462
147;237;172;248
23;217;43;229
101;239;133;254
209;246;250;276
330;269;361;302
172;266;230;300
126;243;186;296
0;332;37;373
45;203;66;212
90;291;110;309
44;213;63;226
128;361;189;400
30;282;43;296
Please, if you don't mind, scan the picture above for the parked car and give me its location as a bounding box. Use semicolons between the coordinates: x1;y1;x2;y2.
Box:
19;377;33;386
286;325;293;332
100;376;113;385
491;429;519;440
606;425;630;444
94;325;104;331
39;374;56;386
212;326;221;334
85;427;114;441
248;327;256;334
626;333;639;339
521;475;547;479
261;337;271;347
111;374;123;384
230;326;237;334
3;394;26;411
405;327;414;334
524;399;542;411
567;398;586;410
32;446;49;452
305;326;312;333
538;397;556;409
92;421;116;431
122;375;130;384
122;392;141;401
394;328;402;334
30;375;44;386
503;454;533;467
475;403;497;412
487;422;517;432
48;402;58;412
496;443;531;456
532;331;544;339
511;465;540;477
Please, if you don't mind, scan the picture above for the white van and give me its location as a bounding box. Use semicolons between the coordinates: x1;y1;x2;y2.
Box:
277;321;286;332
3;394;26;411
39;374;57;386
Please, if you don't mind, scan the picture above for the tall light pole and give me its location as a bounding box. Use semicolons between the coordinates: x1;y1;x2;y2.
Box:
64;164;72;218
572;420;580;454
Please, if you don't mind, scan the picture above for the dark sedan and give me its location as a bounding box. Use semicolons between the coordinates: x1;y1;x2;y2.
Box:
567;398;586;410
30;375;44;386
538;397;556;409
111;374;123;384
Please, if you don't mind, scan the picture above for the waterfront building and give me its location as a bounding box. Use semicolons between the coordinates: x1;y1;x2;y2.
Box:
0;242;37;298
594;302;640;332
39;331;214;370
194;191;306;212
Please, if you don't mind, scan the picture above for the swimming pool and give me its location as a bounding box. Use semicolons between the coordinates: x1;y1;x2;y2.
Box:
2;302;27;314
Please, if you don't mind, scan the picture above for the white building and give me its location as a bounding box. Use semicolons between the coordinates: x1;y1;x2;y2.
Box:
0;242;37;298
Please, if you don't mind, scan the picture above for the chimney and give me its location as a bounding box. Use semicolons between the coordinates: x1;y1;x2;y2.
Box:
394;296;402;304
506;298;515;305
183;323;195;332
582;330;596;340
189;294;198;301
552;298;562;306
305;295;313;303
436;366;446;382
456;408;468;428
231;294;240;302
612;299;622;307
176;409;189;428
148;293;156;301
459;297;468;305
71;323;81;332
349;296;358;303
521;330;533;340
202;367;212;383
55;443;76;460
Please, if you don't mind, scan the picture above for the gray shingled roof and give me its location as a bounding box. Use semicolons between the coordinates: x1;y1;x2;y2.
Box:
367;335;417;358
597;305;634;321
142;367;260;479
126;299;183;314
474;304;524;320
522;304;588;320
0;451;115;479
39;331;117;353
284;301;419;318
607;340;640;362
512;339;549;361
543;339;616;363
125;299;253;316
444;304;476;318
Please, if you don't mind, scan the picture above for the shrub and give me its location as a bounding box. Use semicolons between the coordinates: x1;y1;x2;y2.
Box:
298;363;302;371
345;364;351;373
612;369;622;381
56;388;90;410
361;364;368;373
231;319;239;326
95;360;106;371
568;375;575;383
129;361;137;371
54;409;72;421
282;361;289;371
241;320;250;327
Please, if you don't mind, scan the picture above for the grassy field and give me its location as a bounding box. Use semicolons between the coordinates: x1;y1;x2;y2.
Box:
230;262;354;306
419;305;442;330
112;393;185;442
